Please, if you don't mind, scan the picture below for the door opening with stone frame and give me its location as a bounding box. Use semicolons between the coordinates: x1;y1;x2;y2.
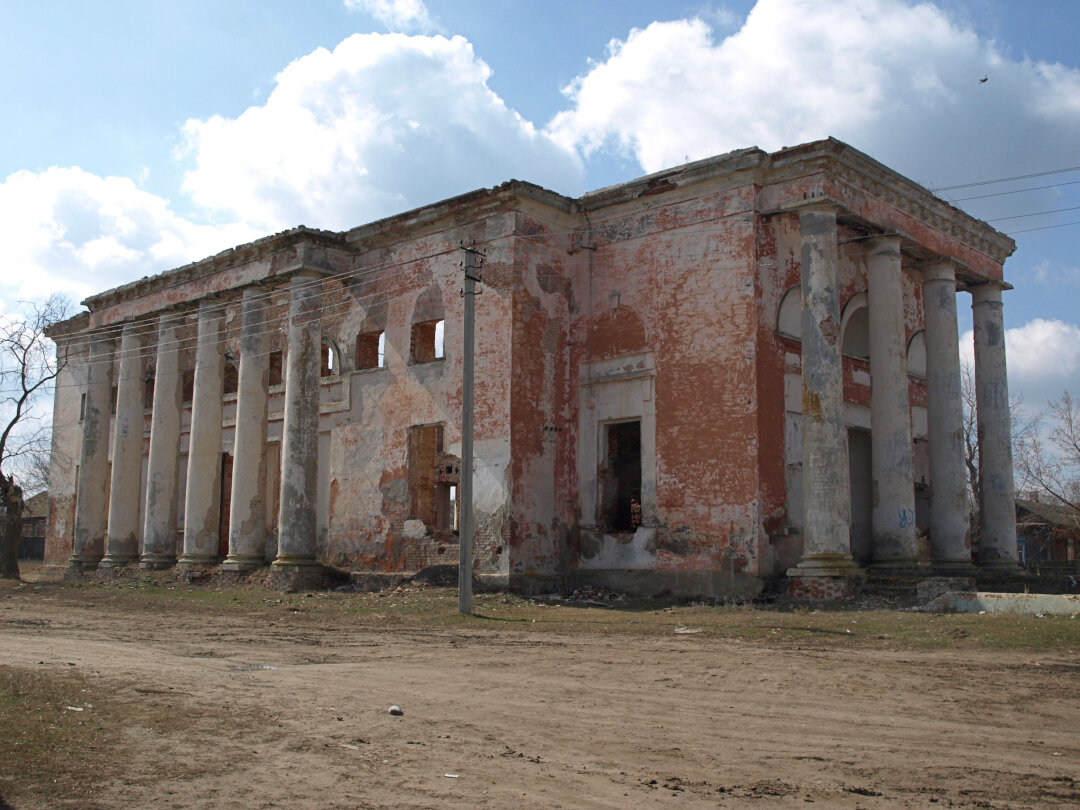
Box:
577;353;657;567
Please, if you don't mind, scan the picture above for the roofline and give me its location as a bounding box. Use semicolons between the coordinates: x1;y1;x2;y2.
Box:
81;226;348;311
72;137;1015;313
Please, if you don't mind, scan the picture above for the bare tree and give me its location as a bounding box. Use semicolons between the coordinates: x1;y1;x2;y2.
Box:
1015;391;1080;516
1;295;72;579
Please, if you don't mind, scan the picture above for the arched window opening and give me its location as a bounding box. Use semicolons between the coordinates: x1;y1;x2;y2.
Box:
320;339;341;377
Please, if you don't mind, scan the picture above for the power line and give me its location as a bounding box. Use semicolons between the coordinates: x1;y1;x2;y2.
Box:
13;158;1080;390
1006;219;1080;235
988;204;1080;223
950;178;1080;203
936;164;1080;192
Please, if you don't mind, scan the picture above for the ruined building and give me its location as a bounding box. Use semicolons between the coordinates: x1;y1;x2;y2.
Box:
44;139;1019;597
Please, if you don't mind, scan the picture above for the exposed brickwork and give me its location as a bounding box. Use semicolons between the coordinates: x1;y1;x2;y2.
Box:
43;141;1014;597
787;575;861;600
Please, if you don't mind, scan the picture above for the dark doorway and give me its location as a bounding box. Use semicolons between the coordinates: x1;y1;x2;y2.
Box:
848;427;872;564
218;452;233;558
603;420;642;533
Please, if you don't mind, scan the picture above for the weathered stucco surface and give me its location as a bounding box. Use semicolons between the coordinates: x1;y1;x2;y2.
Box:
46;139;1017;596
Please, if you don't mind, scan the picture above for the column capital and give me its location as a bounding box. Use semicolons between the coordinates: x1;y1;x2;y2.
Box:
970;279;1013;304
280;241;334;279
863;234;903;256
919;259;960;285
796;201;841;225
195;297;226;317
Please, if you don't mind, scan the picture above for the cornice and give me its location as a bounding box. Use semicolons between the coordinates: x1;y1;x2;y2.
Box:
81;226;350;312
766;139;1017;264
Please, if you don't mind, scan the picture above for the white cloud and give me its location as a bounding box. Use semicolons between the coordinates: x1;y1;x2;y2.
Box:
179;33;583;232
0;167;259;304
961;318;1080;415
345;0;435;33
1030;258;1080;287
546;0;1080;188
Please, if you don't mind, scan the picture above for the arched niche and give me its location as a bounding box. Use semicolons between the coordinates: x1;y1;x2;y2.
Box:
776;285;801;341
841;292;869;360
907;330;926;378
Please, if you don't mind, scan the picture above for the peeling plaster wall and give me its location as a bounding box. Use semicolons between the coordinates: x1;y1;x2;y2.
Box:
562;180;766;594
505;209;581;586
43;332;88;570
45;140;1014;592
325;212;516;574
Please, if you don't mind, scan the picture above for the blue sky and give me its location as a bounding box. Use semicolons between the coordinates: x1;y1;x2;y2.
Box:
1;0;1078;417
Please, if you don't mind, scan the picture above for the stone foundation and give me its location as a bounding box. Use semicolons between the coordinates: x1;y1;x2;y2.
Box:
787;573;863;600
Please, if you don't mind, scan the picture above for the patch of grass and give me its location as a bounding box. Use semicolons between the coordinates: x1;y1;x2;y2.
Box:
48;578;1080;651
0;665;122;808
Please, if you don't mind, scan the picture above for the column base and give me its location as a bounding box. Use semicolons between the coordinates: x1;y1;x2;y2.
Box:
869;558;923;577
177;554;220;568
929;559;978;577
220;554;265;573
786;554;865;599
65;556;101;580
139;554;177;570
978;559;1022;573
99;554;139;569
67;555;102;573
271;554;320;572
270;556;326;592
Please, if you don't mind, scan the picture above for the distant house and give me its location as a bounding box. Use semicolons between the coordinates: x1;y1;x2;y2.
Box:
1016;498;1080;566
20;491;48;560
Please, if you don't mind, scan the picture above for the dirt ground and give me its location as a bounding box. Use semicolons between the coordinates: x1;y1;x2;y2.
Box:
1;567;1079;809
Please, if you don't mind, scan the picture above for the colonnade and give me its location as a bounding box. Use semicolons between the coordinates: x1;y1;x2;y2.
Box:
788;204;1017;590
68;272;325;575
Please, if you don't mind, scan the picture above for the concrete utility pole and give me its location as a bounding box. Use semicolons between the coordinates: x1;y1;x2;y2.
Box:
459;242;484;615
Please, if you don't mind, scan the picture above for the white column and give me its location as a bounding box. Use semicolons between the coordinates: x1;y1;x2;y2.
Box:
866;236;917;568
101;323;144;567
921;261;972;569
788;204;861;590
274;271;323;572
223;288;269;571
179;301;225;567
69;332;115;571
971;281;1018;568
140;313;184;569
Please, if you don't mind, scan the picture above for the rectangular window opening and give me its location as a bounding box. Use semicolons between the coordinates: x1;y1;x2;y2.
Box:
435;483;457;533
181;369;195;403
356;331;385;370
411;319;444;364
268;351;283;387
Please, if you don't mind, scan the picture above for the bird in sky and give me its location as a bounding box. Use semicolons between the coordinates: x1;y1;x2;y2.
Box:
979;75;989;83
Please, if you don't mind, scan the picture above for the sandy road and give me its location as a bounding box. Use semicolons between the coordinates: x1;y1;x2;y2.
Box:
1;583;1079;809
